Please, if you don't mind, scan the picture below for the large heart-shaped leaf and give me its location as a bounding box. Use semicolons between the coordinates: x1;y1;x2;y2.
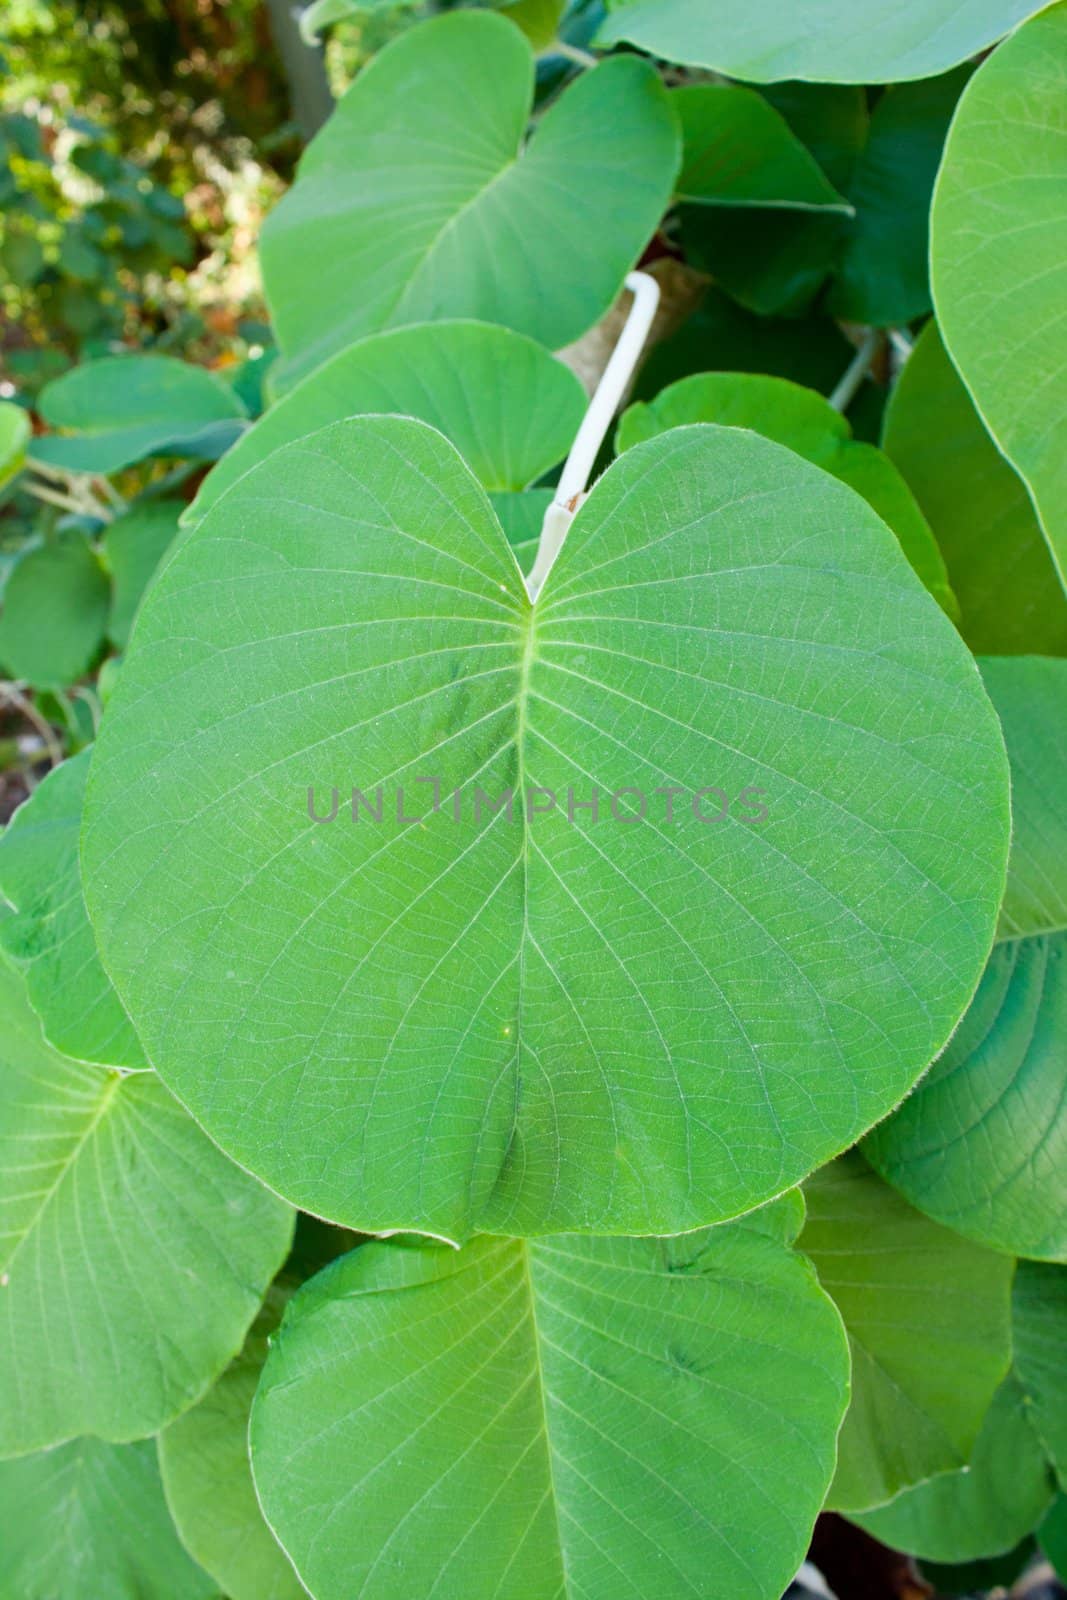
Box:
616;371;955;612
866;657;1067;1260
0;956;293;1457
0;530;109;689
259;12;679;390
1014;1261;1067;1483
0;750;146;1069
249;1204;848;1600
851;1377;1056;1562
160;1290;304;1600
30;355;248;476
882;320;1067;657
595;0;1041;85
801;1153;1013;1513
931;2;1067;592
0;1438;218;1600
187;321;586;528
673;83;850;211
82;416;1009;1239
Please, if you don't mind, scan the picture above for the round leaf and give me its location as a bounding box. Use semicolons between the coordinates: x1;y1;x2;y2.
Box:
882;320;1067;657
802;1153;1014;1513
931;3;1067;592
0;750;146;1069
30;354;248;476
851;1377;1055;1562
595;0;1043;85
259;11;679;389
0;957;294;1457
188;321;587;527
616;372;955;613
0;530;109;689
250;1213;849;1600
0;1438;217;1600
82;417;1010;1239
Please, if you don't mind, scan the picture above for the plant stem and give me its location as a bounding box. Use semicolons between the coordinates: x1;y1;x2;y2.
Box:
0;681;63;771
552;41;598;68
526;269;660;601
828;328;879;414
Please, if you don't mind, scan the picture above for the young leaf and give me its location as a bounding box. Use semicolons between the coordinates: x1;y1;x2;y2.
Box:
0;750;146;1069
595;0;1042;85
931;2;1067;592
801;1153;1014;1513
30;354;248;477
851;1377;1056;1562
0;399;30;489
0;1438;218;1600
104;500;183;649
259;12;679;390
882;320;1067;657
1013;1261;1067;1484
982;656;1067;942
187;321;587;527
159;1290;305;1600
249;1211;849;1600
0;956;294;1457
616;371;955;612
81;416;1010;1239
0;530;109;689
867;934;1067;1262
673;83;851;211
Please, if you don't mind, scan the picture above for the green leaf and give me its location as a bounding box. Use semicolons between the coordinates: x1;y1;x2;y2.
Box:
1040;1494;1067;1579
81;417;1010;1239
981;656;1067;942
159;1290;304;1600
0;530;109;689
490;488;555;576
673;83;851;211
595;0;1043;84
931;3;1067;593
103;499;183;648
1013;1260;1067;1484
829;68;969;326
188;321;586;528
882;320;1067;657
616;372;955;613
801;1153;1014;1513
30;355;248;476
260;12;679;390
680;204;839;319
0;400;30;490
0;750;146;1069
0;1438;218;1600
851;1377;1056;1562
250;1211;848;1600
0;957;293;1457
499;0;566;51
867;934;1067;1262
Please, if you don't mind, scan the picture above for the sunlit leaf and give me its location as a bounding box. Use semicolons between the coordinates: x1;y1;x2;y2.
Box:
0;400;30;490
260;11;679;389
250;1207;848;1600
82;416;1009;1239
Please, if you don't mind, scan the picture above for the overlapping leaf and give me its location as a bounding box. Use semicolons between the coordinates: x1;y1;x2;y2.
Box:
0;400;29;490
616;371;955;611
801;1153;1013;1512
931;2;1067;590
187;321;586;527
104;500;183;648
260;11;679;389
882;321;1067;656
30;354;247;476
595;0;1041;84
0;530;109;688
673;83;851;210
1013;1261;1067;1483
249;1204;849;1600
0;1438;218;1600
82;417;1009;1238
0;750;146;1068
0;956;293;1457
